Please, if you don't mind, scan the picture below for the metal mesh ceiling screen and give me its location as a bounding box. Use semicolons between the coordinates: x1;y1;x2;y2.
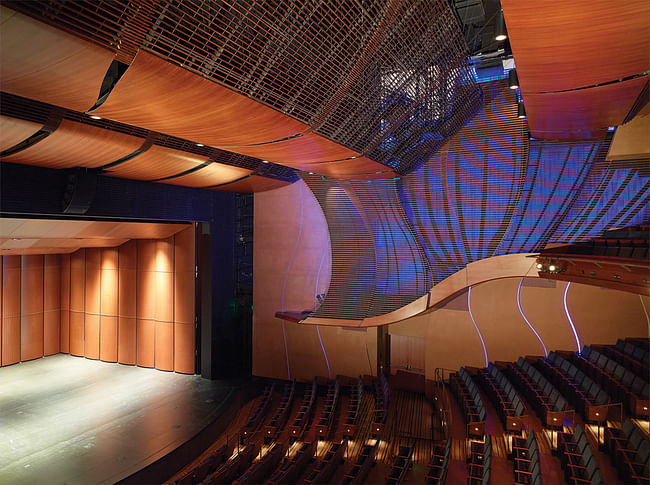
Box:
9;0;482;174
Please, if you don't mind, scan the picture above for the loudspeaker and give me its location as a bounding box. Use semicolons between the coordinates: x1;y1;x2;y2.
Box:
61;168;98;214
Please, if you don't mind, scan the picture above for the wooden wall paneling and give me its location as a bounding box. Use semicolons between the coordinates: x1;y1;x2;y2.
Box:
84;248;101;360
20;255;44;362
43;254;60;356
163;163;252;188
136;240;156;368
100;247;118;362
525;77;649;140
0;115;43;152
69;249;85;356
501;0;649;93
1;256;21;366
59;254;70;353
214;175;293;193
0;6;116;112
607;102;650;161
154;238;174;371
3;120;145;169
118;241;137;365
0;257;2;364
93;50;308;147
174;227;195;374
103;145;208;181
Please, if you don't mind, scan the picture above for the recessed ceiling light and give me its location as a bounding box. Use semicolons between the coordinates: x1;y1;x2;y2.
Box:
89;115;102;120
261;160;269;164
196;143;204;147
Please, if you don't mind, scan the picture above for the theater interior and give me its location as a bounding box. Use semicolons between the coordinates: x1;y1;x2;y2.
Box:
0;1;648;484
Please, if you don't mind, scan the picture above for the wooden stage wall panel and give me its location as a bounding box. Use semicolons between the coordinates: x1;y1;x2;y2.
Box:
69;249;85;357
118;241;137;365
60;254;70;354
84;248;101;360
100;248;118;363
174;227;195;374
20;255;44;362
2;256;21;366
43;255;61;356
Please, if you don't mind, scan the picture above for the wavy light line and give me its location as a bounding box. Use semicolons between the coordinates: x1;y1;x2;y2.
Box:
563;282;581;352
314;247;331;378
517;278;548;357
280;182;305;379
640;295;650;328
467;286;488;366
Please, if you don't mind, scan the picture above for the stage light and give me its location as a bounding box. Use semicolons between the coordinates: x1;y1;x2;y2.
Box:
517;102;526;119
508;69;519;89
495;10;507;41
196;143;204;147
261;160;269;163
89;115;102;120
549;265;556;272
536;263;543;270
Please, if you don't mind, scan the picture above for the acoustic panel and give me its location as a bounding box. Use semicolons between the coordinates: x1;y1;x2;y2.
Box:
20;255;43;362
104;145;208;181
0;115;42;152
43;255;60;356
2;256;21;365
60;254;70;353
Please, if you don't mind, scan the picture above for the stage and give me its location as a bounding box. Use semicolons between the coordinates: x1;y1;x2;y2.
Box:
0;354;238;485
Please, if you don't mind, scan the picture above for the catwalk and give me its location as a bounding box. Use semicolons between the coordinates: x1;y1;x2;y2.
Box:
0;354;236;484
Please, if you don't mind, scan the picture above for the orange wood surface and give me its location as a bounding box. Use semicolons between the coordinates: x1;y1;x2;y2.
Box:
303;157;397;179
105;145;208;181
136;318;155;368
100;315;118;363
2;256;21;366
155;321;173;371
100;247;118;362
173;228;194;373
118;316;136;365
0;115;42;152
93;50;308;146
525;76;648;139
84;248;101;360
164;162;252;188
60;254;70;353
20;255;44;362
501;0;649;93
155;271;173;323
0;6;115;112
43;255;60;356
155;238;174;273
69;250;85;356
118;241;137;365
0;258;2;364
174;322;194;374
215;175;293;193
3;119;144;169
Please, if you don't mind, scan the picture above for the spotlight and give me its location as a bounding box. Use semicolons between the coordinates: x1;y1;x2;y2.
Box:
517;101;526;119
196;143;204;147
89;115;102;120
549;265;556;272
261;160;269;164
495;10;507;41
536;263;543;270
508;69;519;89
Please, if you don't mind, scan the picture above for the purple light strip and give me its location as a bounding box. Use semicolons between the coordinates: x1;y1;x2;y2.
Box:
517;278;548;357
314;247;331;378
467;286;488;366
563;282;581;352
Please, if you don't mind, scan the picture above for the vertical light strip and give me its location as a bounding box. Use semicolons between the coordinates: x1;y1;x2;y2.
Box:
639;295;650;328
467;286;488;366
314;247;331;378
280;182;305;379
517;278;548;357
563;282;581;352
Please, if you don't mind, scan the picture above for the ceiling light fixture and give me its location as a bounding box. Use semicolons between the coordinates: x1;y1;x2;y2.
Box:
495;10;507;41
89;115;102;120
517;101;526;119
261;160;269;164
508;69;519;90
196;143;204;147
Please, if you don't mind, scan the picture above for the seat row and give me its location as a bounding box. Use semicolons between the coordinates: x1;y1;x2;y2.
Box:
373;375;389;436
343;377;363;439
557;424;603;485
267;441;315;485
289;379;317;439
242;382;275;439
425;440;451;485
232;442;286;485
601;339;649;375
304;441;346;484
537;352;610;422
264;380;295;441
385;445;413;485
506;358;567;428
478;364;526;433
450;367;486;437
315;378;339;438
512;431;541;485
604;419;650;484
203;443;259;485
342;441;377;484
168;441;234;485
467;435;491;485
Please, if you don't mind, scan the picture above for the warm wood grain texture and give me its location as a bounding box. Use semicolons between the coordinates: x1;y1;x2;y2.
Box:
0;115;42;152
60;254;70;353
0;258;2;364
2;256;21;365
43;255;60;356
104;145;208;181
174;322;194;374
100;247;118;362
501;0;649;93
164;162;251;188
173;227;195;373
3;119;144;169
303;157;397;179
136;318;155;368
0;6;115;112
214;175;292;193
69;249;85;356
607;101;650;160
155;321;173;371
118;240;137;365
525;76;648;139
93;50;308;146
84;248;100;360
20;255;43;362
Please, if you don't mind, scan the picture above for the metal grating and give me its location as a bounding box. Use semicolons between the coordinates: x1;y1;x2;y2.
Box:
8;0;483;174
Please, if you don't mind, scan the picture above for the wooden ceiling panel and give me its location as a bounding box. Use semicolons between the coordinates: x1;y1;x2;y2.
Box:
0;115;42;152
93;50;309;147
214;175;293;193
525;77;648;139
103;145;208;181
0;6;115;112
501;0;650;93
163;162;252;188
304;157;397;180
2;119;144;168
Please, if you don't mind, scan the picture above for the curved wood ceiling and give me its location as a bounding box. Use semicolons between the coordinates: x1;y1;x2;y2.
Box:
162;162;252;188
0;6;114;112
103;145;209;181
0;115;42;152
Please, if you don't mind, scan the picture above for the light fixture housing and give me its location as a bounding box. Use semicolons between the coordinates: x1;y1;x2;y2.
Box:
495;10;507;41
517;101;526;119
508;69;519;89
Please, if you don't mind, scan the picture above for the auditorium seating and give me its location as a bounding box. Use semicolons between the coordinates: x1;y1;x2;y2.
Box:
315;377;340;438
266;441;315;485
449;367;487;437
556;424;603;485
232;441;286;485
478;363;526;433
535;352;610;422
343;377;363;439
385;445;413;485
575;346;649;417
373;375;389;436
604;419;650;484
511;430;541;485
506;357;568;428
289;379;317;440
425;439;451;485
263;380;295;442
241;382;275;440
341;441;377;485
203;442;259;485
168;441;235;485
303;440;346;484
596;339;650;377
467;435;491;485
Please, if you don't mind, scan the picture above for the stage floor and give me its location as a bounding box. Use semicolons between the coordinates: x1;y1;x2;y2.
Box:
0;354;236;485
